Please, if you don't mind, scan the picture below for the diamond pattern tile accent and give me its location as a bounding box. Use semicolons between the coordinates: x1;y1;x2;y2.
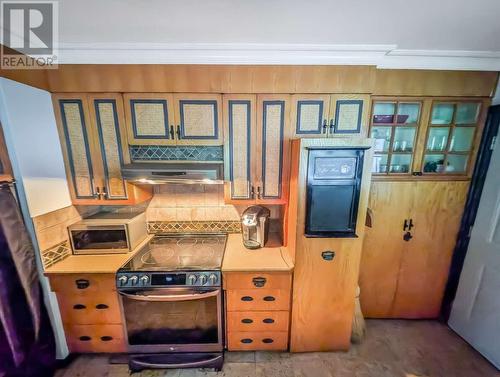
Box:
148;221;241;234
41;241;71;269
130;145;223;161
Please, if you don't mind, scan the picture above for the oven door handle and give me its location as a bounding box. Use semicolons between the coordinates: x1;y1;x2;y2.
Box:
118;289;220;302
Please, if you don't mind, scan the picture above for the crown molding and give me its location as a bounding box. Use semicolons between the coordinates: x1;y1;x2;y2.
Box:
51;43;500;71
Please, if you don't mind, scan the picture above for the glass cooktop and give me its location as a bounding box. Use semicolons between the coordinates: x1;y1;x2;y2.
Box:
119;233;227;272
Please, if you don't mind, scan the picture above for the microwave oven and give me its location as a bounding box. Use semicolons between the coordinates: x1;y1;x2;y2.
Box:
68;212;147;255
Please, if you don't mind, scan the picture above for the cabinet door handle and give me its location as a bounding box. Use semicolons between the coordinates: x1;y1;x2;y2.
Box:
250;185;255;199
241;338;253;344
262;338;274;344
95;304;109;310
329;119;335;135
241;296;254;301
176;125;181;139
91;178;98;198
408;219;414;231
100;336;113;342
263;318;275;324
263;296;275;302
252;277;267;288
169;125;175;139
322;119;328;134
100;186;107;200
73;304;86;310
75;279;90;289
403;219;409;231
241;318;253;324
79;336;91;341
256;186;262;200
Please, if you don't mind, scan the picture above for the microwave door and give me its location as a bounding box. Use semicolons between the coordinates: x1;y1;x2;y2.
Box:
69;225;130;254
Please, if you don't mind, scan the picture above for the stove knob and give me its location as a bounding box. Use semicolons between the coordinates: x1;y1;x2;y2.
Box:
139;275;149;285
118;275;128;286
208;274;218;285
188;274;197;285
198;275;207;285
129;275;138;285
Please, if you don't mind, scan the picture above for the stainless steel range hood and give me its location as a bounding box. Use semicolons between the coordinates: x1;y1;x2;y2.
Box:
121;163;224;185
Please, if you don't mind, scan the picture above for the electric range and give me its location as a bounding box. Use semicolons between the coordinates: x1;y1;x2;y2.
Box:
116;233;227;372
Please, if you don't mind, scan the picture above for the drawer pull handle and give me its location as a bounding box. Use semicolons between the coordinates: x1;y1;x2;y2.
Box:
241;318;253;324
252;277;267;288
263;296;275;302
79;336;91;341
95;304;109;310
241;338;253;344
262;338;274;344
263;318;275;324
73;304;86;310
321;251;335;261
100;336;113;342
75;279;90;289
241;296;254;302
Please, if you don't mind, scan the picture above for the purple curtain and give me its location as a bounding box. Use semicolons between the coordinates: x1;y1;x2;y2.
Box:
0;185;55;377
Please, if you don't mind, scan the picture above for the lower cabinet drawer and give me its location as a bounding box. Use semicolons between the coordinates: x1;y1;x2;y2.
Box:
227;331;288;351
226;289;290;311
49;273;116;295
227;311;289;332
65;324;126;353
57;293;122;325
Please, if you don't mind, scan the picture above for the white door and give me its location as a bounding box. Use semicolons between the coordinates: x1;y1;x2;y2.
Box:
449;118;500;369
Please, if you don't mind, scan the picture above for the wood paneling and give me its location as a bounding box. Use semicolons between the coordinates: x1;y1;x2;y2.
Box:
0;121;13;182
374;69;498;97
289;138;373;352
359;182;415;317
392;181;469;318
359;181;469;319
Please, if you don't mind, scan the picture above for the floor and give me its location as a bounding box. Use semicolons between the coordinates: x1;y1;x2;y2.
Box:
54;320;499;377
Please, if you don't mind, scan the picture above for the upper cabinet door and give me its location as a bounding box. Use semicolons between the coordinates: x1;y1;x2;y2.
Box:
422;101;483;176
53;94;97;200
173;94;223;145
123;93;175;145
257;95;291;203
88;93;129;200
291;94;330;137
370;99;423;176
328;94;370;137
223;94;256;202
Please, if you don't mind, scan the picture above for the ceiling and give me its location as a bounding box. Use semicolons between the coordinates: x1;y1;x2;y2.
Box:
27;0;500;69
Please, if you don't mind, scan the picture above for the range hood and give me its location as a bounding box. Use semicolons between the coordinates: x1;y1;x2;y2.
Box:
121;163;224;185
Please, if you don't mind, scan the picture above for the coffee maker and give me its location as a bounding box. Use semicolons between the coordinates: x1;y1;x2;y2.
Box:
241;206;271;249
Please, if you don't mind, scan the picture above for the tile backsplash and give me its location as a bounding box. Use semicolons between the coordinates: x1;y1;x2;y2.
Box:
146;183;240;222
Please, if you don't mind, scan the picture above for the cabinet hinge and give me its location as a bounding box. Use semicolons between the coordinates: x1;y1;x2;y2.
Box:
490;136;497;151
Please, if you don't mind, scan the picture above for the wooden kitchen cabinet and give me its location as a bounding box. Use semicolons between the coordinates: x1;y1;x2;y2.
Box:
359;180;469;318
369;97;489;178
53;93;152;205
223;94;292;204
123;93;223;146
224;271;292;351
291;94;370;138
47;273;126;353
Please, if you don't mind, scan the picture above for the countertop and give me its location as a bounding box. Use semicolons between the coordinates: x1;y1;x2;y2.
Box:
43;235;153;274
222;233;294;272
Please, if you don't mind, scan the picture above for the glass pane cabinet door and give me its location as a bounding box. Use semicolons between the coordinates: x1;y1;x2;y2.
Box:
423;101;480;175
370;101;421;175
94;99;128;199
59;99;96;199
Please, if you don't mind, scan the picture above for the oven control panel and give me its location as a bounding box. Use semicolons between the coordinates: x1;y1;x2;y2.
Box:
116;271;221;288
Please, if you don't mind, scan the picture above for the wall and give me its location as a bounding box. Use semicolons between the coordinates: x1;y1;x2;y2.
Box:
493;79;500;105
0;77;69;358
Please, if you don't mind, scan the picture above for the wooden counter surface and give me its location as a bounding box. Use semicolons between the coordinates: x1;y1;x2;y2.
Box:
222;233;294;272
44;235;153;274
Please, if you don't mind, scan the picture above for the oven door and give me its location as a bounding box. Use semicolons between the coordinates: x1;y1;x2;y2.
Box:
119;287;223;353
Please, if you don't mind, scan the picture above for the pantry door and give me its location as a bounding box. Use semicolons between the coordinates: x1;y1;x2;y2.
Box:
449;106;500;368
